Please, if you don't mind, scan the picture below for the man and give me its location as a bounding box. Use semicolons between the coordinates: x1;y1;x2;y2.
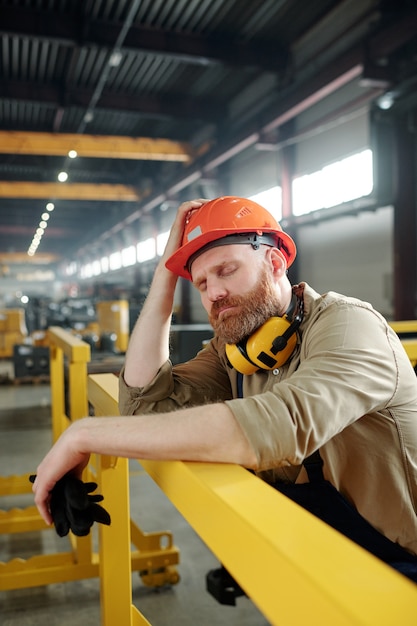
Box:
33;196;417;578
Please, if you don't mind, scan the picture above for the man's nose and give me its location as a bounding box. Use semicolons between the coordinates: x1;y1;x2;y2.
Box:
206;279;227;302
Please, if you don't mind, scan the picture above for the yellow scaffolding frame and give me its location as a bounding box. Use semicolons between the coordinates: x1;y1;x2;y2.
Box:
88;374;179;626
2;325;417;621
0;327;179;594
88;372;417;626
0;327;97;589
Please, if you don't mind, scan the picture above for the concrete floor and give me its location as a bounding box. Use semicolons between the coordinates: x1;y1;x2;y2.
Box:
0;378;271;625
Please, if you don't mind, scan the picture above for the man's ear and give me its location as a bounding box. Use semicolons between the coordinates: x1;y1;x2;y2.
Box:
268;247;287;278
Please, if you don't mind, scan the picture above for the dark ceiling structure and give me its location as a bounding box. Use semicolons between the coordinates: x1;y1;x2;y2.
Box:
0;0;416;270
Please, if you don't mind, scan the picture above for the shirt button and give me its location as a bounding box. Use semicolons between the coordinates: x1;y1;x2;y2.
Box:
272;368;280;375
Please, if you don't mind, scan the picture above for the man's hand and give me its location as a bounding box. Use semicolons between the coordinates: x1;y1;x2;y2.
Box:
31;419;91;525
160;198;210;263
123;198;210;389
30;473;110;536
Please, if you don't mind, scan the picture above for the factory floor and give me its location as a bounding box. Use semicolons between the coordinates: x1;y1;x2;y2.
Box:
0;364;270;626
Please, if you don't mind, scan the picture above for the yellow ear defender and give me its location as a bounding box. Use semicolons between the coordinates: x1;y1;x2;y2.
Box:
225;297;303;375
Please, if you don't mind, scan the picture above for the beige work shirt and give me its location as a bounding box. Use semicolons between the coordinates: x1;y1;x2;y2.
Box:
119;282;417;555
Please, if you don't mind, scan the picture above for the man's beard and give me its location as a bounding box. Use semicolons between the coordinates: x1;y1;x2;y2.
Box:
209;270;283;345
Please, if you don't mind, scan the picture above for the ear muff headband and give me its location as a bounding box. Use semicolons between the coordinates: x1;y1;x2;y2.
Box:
225;297;303;375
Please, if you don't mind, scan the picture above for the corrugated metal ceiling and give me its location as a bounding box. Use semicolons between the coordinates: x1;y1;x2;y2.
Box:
0;0;416;269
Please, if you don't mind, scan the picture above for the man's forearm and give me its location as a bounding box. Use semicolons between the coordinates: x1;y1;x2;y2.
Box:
78;403;257;467
33;402;257;525
124;262;178;387
124;198;209;388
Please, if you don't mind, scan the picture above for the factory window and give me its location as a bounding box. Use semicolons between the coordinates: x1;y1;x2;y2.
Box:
137;237;156;262
250;148;373;218
101;256;109;273
92;260;101;276
292;149;373;215
122;245;136;267
250;187;283;221
109;251;122;270
157;231;170;256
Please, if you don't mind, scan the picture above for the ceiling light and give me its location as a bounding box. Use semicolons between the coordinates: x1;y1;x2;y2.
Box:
39;220;47;229
68;150;78;159
46;202;55;211
58;171;68;182
41;212;50;220
109;51;123;67
376;91;396;110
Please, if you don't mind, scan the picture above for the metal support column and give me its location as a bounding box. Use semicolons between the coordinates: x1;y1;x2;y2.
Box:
280;120;299;284
393;114;417;319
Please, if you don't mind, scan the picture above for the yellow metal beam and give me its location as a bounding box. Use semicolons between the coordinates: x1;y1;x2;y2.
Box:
0;506;49;534
0;552;99;590
88;372;417;626
88;372;120;414
0;473;34;496
0;131;192;162
141;460;417;626
0;181;141;201
0;252;59;264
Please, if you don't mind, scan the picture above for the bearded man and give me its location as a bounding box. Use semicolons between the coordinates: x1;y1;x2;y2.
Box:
32;197;417;582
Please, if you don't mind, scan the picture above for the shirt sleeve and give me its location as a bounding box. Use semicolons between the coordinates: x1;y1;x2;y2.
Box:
225;299;404;470
118;338;233;415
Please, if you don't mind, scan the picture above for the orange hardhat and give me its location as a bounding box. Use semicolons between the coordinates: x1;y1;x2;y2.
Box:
165;196;296;280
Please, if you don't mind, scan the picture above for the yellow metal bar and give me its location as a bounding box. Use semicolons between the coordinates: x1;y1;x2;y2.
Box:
88;373;417;626
88;372;120;414
98;455;134;625
141;461;417;626
49;342;67;442
0;473;34;495
91;377;137;625
88;374;180;625
68;361;89;420
0;506;49;533
0;553;99;590
49;329;93;567
48;326;91;362
131;605;152;626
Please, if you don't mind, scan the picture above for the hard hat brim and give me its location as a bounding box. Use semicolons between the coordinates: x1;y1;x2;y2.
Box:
166;226;296;280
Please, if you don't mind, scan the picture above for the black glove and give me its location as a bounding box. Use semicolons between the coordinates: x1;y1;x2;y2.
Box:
29;474;111;537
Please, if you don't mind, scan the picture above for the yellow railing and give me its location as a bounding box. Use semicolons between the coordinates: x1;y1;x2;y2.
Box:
0;327;179;595
49;325;91;440
0;327;97;589
88;374;179;626
88;372;417;626
2;325;417;623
